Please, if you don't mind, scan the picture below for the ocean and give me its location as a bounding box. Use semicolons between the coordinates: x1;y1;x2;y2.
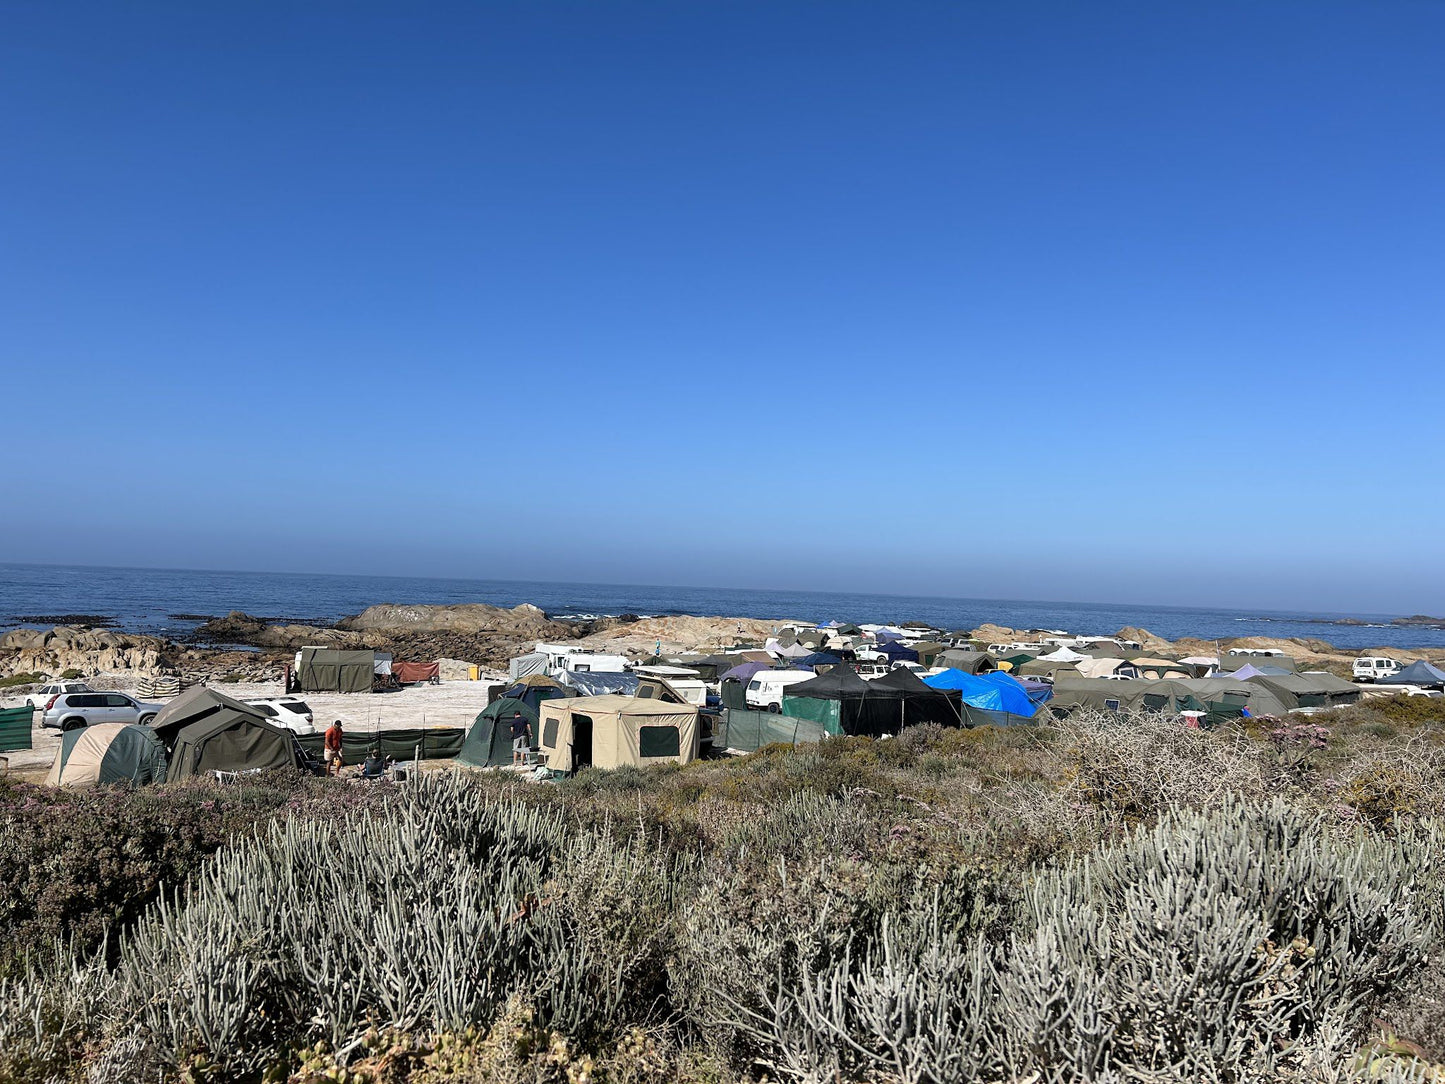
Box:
2;563;1443;650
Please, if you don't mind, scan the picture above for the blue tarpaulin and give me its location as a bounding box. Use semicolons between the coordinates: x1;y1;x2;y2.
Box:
793;651;843;669
923;669;1037;717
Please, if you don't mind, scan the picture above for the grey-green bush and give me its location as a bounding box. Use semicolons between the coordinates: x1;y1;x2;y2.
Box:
715;800;1443;1084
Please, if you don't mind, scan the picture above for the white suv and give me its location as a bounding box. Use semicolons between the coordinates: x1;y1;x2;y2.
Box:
245;698;316;735
42;691;164;731
26;680;94;709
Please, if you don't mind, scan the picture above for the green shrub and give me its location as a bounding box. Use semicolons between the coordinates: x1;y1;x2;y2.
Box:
58;668;83;680
0;673;44;689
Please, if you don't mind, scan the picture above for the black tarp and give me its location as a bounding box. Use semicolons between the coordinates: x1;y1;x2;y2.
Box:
868;667;967;727
298;726;467;767
781;667;913;738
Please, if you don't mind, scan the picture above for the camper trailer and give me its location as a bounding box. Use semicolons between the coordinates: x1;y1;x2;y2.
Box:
630;665;709;706
534;642;629;678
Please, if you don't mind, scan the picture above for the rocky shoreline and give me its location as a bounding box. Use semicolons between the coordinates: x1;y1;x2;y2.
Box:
5;602;1445;688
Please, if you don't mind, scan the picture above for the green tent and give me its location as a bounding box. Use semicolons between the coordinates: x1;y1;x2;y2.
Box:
934;649;995;674
1049;676;1292;720
168;710;303;781
1245;672;1360;710
151;685;269;749
46;723;166;786
458;697;538;768
297;648;375;693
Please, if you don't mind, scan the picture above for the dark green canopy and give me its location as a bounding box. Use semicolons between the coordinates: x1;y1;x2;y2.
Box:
458;697;537;768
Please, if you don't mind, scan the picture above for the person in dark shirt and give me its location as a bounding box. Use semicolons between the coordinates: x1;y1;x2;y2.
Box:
510;711;531;766
361;748;387;780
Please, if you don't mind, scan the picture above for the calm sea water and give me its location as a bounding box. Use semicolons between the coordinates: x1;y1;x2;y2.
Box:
2;562;1443;649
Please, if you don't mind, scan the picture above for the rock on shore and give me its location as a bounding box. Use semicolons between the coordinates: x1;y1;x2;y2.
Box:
0;626;163;677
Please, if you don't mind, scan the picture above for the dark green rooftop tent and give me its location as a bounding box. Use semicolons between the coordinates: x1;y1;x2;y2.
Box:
458;697;538;768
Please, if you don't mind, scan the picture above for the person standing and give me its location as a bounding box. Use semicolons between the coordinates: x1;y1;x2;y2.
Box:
510;710;531;766
324;719;344;777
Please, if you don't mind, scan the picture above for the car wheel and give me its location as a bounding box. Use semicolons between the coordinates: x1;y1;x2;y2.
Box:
139;714;156;726
767;702;780;713
60;717;87;733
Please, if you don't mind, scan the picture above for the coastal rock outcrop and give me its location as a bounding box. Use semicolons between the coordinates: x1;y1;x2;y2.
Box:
572;614;788;656
0;626;163;677
193;612;365;650
337;603;573;639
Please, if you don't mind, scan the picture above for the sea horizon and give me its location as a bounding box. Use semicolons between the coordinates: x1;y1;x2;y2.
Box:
3;561;1443;651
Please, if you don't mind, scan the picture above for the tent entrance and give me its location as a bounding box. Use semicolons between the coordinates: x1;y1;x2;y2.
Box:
571;713;593;770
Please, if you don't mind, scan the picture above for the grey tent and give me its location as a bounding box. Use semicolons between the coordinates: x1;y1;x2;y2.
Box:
458;697;538;768
167;703;303;781
509;652;548;680
297;648;375;693
47;723;166;787
1379;660;1445;687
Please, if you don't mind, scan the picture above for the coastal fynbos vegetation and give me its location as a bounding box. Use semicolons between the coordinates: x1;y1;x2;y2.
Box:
1;706;1443;1083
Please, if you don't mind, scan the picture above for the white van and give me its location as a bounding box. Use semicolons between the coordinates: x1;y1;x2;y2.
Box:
1353;656;1403;682
745;670;816;712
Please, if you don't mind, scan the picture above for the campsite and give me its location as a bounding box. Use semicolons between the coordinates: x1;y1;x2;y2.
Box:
2;610;1444;1083
1;662;1443;1084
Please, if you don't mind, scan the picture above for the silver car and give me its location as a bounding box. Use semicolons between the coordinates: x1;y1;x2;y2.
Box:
42;691;164;731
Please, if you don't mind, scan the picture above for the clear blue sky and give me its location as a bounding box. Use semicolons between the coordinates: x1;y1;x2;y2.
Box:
3;2;1442;613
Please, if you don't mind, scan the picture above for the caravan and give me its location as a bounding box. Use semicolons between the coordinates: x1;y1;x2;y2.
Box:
534;642;629;678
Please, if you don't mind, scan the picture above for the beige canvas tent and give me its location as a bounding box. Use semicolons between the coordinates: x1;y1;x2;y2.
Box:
537;694;700;773
46;723;167;787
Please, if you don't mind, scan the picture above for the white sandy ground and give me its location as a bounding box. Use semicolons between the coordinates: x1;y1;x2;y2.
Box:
0;670;509;779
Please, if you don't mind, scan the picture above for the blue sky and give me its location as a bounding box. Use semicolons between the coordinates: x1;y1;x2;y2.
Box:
2;2;1443;613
